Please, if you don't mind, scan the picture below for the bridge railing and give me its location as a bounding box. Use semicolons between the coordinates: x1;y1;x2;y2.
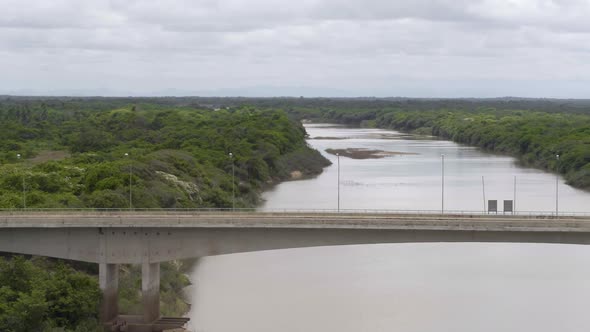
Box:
0;208;589;218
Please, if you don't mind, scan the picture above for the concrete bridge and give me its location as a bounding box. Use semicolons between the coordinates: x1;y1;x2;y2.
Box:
2;211;590;331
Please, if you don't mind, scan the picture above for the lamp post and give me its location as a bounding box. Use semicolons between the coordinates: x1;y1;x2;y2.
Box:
513;176;517;213
124;153;132;210
482;176;486;213
17;154;25;210
556;154;559;217
337;153;340;212
229;152;235;211
441;154;445;214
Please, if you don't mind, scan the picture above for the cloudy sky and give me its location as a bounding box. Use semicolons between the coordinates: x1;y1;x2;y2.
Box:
2;0;590;97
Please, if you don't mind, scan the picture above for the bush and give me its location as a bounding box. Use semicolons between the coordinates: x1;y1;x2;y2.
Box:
0;257;100;332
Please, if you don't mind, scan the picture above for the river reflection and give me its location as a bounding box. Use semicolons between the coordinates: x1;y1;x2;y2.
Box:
187;124;590;332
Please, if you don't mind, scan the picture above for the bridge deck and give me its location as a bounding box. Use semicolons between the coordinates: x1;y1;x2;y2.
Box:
1;212;590;232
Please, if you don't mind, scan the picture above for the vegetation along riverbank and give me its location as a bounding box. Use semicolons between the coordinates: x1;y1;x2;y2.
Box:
275;98;590;191
0;96;330;331
145;97;589;190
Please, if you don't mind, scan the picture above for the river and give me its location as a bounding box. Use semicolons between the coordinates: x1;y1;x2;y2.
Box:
187;124;590;332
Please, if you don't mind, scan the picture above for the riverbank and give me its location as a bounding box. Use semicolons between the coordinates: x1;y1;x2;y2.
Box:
294;108;590;191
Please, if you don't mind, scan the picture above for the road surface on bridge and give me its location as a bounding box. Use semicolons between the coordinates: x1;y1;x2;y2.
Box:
1;211;590;233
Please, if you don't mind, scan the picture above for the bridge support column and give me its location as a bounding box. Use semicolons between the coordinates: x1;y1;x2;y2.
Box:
99;263;119;323
142;262;160;323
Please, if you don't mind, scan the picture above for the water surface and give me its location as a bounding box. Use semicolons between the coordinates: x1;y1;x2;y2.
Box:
187;124;590;332
260;124;590;213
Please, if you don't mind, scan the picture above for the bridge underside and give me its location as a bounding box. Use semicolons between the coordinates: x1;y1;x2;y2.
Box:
2;226;590;265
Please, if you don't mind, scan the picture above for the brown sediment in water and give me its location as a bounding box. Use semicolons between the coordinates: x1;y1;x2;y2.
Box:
311;136;348;140
325;148;418;159
312;134;431;140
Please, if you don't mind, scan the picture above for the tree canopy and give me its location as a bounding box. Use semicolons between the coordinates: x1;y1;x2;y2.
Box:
0;256;101;332
0;100;329;209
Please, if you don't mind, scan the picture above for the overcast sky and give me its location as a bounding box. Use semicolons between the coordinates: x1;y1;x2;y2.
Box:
2;0;590;97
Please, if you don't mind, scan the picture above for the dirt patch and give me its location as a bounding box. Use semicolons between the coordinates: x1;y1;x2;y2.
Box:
290;170;303;179
29;150;71;164
325;148;418;159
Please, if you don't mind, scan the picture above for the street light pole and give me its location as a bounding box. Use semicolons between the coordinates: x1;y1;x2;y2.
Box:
125;153;132;210
229;152;235;211
338;153;341;212
513;176;517;213
441;154;445;214
17;154;25;210
482;176;486;213
556;154;559;217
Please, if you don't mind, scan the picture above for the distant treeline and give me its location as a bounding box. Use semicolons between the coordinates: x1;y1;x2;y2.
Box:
3;95;590;115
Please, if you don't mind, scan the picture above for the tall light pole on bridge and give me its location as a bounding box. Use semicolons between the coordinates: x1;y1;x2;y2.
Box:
17;154;25;210
125;153;132;210
337;153;340;212
229;152;235;211
441;154;445;214
556;154;560;217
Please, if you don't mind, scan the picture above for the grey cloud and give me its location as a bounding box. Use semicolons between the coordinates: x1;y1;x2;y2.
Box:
1;0;590;97
5;0;584;33
0;0;126;29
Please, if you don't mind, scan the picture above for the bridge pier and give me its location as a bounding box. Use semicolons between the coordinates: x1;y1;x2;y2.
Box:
99;263;119;323
99;262;161;325
142;262;161;323
98;261;183;331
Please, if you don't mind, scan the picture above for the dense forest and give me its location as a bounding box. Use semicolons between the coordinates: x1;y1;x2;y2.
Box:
0;100;328;209
0;97;330;331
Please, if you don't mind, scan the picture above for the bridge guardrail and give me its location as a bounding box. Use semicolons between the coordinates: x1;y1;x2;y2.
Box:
0;207;589;218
